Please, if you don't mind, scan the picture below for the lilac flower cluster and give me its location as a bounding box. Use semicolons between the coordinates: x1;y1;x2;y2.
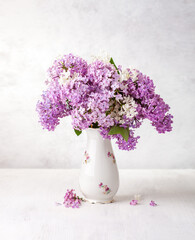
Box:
63;189;83;208
36;53;173;150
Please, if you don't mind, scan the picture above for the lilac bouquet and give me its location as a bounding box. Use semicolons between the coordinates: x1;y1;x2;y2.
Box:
36;53;173;150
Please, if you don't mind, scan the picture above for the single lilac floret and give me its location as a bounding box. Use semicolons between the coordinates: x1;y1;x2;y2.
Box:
130;200;138;205
150;200;157;206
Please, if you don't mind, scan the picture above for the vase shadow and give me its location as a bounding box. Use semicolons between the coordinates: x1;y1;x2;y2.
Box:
114;194;133;203
114;189;195;203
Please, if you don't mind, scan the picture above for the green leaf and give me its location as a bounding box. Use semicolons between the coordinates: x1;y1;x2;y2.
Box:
108;126;129;142
109;57;120;74
74;129;82;136
62;64;68;71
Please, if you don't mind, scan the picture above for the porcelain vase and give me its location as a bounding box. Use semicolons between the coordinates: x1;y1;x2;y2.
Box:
79;128;119;203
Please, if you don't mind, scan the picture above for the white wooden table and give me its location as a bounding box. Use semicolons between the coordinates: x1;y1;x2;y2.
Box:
0;169;195;240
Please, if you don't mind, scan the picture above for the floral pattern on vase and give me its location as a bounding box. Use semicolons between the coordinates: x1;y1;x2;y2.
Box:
83;151;90;164
107;151;116;164
99;182;111;194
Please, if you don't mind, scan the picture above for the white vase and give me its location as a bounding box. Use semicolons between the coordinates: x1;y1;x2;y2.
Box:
79;128;119;203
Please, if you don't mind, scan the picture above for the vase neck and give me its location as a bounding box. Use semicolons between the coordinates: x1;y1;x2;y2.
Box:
86;128;104;141
85;128;113;156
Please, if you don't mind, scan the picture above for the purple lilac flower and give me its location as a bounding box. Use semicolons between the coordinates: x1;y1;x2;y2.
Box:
36;83;71;131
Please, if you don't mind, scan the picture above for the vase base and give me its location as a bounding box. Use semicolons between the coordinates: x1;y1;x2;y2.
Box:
84;198;114;204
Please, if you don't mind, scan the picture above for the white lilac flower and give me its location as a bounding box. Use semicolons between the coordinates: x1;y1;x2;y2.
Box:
120;68;139;83
134;194;141;203
119;96;138;119
59;70;70;85
59;70;78;85
129;69;139;82
91;50;111;64
109;102;125;124
120;69;130;82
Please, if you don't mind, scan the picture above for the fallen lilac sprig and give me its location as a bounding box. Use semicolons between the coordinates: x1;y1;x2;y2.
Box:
130;199;138;205
63;189;84;208
150;200;157;206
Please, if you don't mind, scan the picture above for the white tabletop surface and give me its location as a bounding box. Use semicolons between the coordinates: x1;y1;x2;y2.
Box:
0;169;195;240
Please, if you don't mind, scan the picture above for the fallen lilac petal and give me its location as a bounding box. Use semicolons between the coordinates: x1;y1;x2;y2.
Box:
130;200;138;205
150;200;157;206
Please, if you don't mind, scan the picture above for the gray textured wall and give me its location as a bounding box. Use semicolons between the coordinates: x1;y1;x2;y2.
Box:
0;0;194;168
